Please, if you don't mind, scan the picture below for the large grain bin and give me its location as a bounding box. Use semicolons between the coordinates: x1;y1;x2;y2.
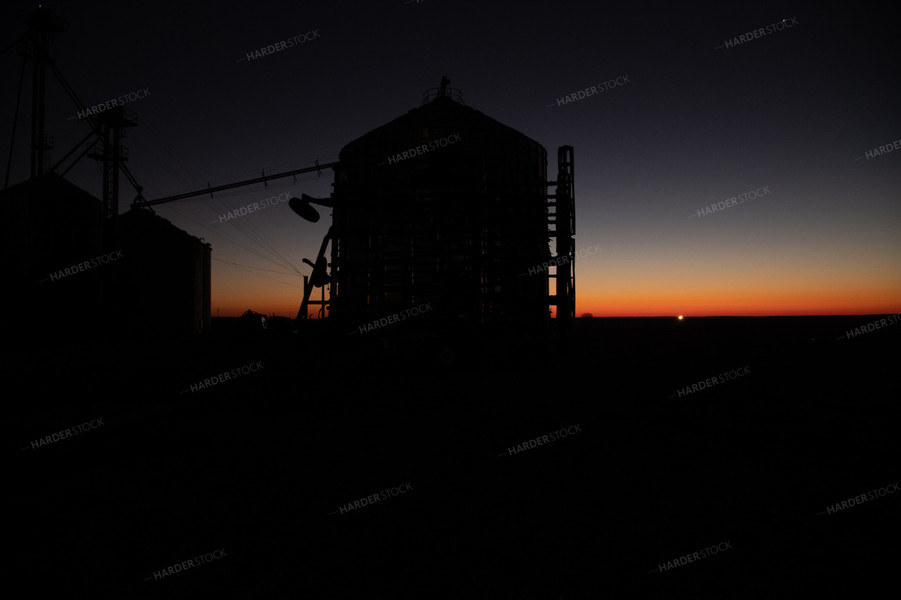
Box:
328;83;553;330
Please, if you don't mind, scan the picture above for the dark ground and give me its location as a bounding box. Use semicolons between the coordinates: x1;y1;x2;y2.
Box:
7;315;900;598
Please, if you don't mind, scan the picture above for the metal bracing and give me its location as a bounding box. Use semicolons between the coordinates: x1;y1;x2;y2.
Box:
547;146;575;327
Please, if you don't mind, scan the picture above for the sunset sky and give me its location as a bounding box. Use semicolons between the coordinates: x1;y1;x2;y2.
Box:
3;0;899;317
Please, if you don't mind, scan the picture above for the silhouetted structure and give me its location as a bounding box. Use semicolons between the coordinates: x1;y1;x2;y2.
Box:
0;175;210;339
86;105;139;249
12;6;67;180
114;207;211;337
0;172;102;337
127;79;575;336
6;5;147;253
323;80;575;330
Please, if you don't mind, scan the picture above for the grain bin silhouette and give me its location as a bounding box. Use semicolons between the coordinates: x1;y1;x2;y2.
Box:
297;78;575;334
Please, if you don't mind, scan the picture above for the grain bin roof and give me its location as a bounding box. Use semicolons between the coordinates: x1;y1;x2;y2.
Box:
339;94;544;161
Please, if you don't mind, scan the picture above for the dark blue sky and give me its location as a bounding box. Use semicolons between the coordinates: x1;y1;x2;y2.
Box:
3;0;899;316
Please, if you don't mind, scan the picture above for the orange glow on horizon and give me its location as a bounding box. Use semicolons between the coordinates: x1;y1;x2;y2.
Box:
574;292;901;317
212;280;901;319
211;300;900;319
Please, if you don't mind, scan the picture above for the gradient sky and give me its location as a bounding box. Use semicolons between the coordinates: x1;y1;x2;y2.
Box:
3;0;900;317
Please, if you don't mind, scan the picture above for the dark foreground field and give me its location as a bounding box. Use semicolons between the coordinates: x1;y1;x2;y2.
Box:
7;315;900;598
